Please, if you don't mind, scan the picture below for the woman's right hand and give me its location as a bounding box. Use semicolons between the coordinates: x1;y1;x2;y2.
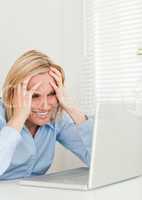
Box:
12;76;41;121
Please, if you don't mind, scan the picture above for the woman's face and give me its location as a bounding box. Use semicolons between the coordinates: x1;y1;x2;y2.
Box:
26;72;59;126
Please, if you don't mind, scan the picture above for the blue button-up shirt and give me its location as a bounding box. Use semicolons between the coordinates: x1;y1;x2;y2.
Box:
0;100;94;180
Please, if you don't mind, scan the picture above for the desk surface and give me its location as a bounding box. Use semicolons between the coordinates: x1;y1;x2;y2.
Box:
0;176;142;200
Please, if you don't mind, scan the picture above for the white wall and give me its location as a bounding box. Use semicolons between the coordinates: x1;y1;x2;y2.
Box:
0;0;64;89
0;0;85;172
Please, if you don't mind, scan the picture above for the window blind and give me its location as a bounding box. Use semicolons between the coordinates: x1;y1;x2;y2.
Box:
79;0;96;115
80;0;142;115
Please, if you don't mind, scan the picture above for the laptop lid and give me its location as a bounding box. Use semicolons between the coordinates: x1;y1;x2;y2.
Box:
88;102;142;189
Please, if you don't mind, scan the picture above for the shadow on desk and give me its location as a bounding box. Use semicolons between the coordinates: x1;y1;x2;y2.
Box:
0;176;142;200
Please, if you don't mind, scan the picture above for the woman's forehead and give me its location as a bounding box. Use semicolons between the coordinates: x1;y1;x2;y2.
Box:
27;72;54;90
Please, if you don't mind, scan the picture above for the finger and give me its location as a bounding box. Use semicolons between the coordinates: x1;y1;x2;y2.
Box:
49;79;58;90
49;68;62;82
48;71;62;87
21;81;29;92
49;67;62;78
22;83;27;93
21;74;35;90
13;85;17;97
12;85;18;107
30;82;42;94
21;82;27;97
17;83;22;107
17;83;22;96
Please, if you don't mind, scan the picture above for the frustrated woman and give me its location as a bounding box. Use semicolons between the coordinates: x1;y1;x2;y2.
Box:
0;50;94;180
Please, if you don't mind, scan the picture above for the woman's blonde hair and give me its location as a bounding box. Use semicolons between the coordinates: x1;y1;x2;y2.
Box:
2;50;65;122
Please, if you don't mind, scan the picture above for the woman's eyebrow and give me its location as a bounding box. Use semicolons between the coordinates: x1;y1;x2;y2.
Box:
32;92;41;95
33;91;55;95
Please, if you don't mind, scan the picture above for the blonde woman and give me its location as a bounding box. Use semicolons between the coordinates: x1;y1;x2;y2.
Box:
0;50;94;180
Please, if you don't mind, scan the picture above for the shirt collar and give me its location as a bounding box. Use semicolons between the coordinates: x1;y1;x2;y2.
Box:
45;121;55;129
23;121;55;131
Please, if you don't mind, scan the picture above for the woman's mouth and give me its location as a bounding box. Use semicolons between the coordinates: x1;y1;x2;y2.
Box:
32;111;49;118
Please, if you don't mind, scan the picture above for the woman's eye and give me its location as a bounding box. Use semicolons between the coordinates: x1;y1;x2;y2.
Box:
48;92;56;97
32;94;40;98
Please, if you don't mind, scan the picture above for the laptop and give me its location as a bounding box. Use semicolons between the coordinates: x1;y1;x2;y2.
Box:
19;102;142;190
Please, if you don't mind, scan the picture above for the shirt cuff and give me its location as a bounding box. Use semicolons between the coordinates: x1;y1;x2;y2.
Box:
77;116;94;152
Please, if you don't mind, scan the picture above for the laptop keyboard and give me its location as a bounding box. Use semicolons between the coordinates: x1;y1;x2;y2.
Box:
28;167;89;184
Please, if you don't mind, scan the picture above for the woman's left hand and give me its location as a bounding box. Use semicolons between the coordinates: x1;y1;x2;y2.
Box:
48;67;87;124
48;67;71;109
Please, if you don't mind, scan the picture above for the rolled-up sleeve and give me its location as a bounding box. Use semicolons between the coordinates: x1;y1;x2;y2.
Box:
56;113;94;167
0;124;21;175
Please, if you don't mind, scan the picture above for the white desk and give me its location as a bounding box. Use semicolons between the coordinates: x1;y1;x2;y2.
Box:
0;176;142;200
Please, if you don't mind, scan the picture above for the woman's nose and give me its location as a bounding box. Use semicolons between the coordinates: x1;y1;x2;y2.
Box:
40;99;50;110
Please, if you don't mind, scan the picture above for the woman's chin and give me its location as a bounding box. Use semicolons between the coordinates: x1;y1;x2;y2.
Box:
30;116;51;126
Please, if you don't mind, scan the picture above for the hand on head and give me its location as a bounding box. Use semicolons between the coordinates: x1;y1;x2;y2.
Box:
12;75;41;120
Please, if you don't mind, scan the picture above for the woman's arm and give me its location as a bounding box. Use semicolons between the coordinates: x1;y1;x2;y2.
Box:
0;105;28;176
48;67;94;166
61;105;87;125
7;114;27;132
48;67;87;125
0;116;25;175
56;113;94;167
0;76;41;176
0;122;21;176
